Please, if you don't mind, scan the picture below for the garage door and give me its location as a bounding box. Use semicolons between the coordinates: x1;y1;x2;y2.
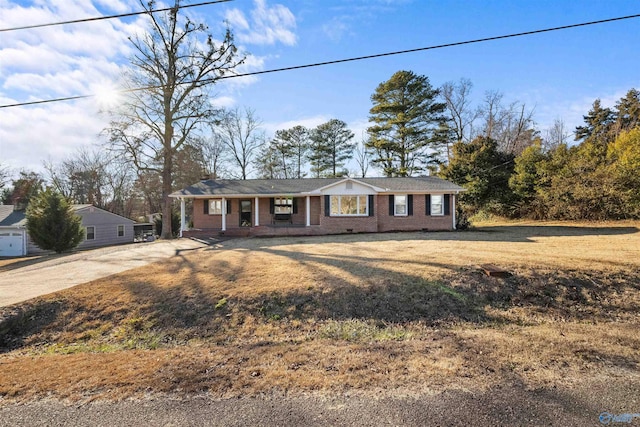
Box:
0;231;24;257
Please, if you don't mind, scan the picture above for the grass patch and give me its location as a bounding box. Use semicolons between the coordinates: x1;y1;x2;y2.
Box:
1;221;639;401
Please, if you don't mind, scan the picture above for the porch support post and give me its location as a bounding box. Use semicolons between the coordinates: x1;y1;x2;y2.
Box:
255;197;260;226
305;196;310;227
222;197;227;231
180;198;186;238
452;194;456;230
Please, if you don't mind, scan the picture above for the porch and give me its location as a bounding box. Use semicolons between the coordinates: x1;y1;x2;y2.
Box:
178;195;322;237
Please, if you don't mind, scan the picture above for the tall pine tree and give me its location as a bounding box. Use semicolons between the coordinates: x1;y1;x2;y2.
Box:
367;70;447;176
309;119;355;178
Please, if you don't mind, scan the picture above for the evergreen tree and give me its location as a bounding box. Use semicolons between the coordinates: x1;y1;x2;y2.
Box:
26;188;84;253
439;136;515;216
309;119;355;178
612;88;640;136
574;99;615;146
367;70;447;176
271;125;309;179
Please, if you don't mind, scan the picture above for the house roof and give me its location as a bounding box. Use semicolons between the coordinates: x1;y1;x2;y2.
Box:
170;176;465;198
0;205;26;227
0;204;135;226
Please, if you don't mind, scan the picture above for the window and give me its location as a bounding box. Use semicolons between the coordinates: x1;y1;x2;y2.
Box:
209;199;223;215
86;226;95;240
330;195;367;216
274;197;293;214
394;195;407;216
117;225;125;237
431;194;444;216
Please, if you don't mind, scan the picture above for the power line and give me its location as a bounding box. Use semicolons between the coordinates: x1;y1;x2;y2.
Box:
0;0;233;32
1;13;639;109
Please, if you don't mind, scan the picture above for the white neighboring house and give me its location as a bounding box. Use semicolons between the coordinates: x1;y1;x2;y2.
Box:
0;204;135;257
0;205;28;257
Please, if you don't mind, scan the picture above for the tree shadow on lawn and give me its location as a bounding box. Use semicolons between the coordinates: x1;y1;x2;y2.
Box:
235;224;640;246
241;246;640;325
2;236;639;354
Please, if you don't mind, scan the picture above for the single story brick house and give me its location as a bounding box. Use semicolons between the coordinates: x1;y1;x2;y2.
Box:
171;177;465;237
0;204;135;256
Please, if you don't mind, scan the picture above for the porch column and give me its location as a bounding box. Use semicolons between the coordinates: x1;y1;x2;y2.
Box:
452;194;456;230
305;196;310;227
222;197;227;231
255;197;260;226
179;198;186;237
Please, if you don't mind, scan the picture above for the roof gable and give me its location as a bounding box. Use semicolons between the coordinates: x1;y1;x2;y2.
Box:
310;178;385;195
0;206;26;227
73;205;136;223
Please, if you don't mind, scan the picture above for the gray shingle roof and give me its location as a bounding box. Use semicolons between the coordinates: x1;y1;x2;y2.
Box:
0;205;26;227
171;176;465;197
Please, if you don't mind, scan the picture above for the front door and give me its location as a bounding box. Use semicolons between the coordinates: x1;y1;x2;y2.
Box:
240;200;252;227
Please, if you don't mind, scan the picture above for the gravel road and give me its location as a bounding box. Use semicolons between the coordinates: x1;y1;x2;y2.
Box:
1;377;639;426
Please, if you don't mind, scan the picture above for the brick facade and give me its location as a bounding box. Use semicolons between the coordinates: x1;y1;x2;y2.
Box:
187;193;454;237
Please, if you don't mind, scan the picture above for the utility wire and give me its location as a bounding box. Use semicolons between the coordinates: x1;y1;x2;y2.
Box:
1;13;639;109
0;0;233;32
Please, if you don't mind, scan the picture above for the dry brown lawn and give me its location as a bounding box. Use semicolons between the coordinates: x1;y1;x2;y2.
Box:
1;221;639;403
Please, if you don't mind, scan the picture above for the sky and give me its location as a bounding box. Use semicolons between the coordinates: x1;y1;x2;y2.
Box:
1;0;639;179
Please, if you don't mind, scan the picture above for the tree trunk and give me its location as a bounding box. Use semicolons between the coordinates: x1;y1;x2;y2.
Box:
161;121;174;239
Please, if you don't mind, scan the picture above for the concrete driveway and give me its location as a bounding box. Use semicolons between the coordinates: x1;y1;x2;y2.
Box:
0;239;210;307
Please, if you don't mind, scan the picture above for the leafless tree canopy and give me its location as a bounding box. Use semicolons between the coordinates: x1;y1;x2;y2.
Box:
216;107;264;180
105;0;244;238
477;90;537;156
441;78;479;144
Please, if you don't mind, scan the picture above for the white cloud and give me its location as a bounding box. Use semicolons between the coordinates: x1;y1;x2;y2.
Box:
0;0;267;176
0;98;109;174
322;16;351;42
225;0;296;46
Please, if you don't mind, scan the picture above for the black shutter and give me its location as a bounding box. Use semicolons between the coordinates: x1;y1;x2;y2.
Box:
368;195;374;216
324;195;330;216
203;199;209;214
426;195;431;216
389;195;394;216
293;198;298;214
269;198;275;214
444;194;451;215
408;195;413;216
226;199;232;214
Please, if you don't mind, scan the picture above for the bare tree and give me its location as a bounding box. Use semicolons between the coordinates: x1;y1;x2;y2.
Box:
254;142;285;179
105;0;244;238
216;107;264;180
45;147;138;217
478;90;536;155
198;132;227;179
544;118;570;151
0;163;10;193
353;135;371;178
441;78;479;145
45;148;107;207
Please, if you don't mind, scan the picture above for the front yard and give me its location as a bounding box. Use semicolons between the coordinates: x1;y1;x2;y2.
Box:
1;221;639;402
